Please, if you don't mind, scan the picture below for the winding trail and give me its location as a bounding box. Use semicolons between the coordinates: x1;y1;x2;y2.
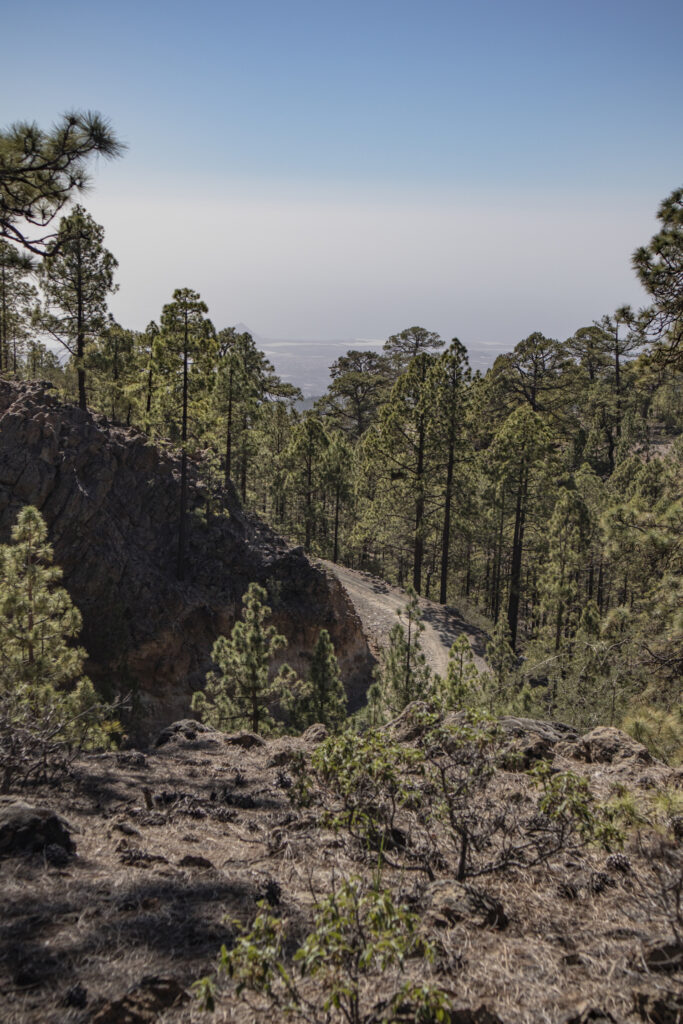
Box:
319;560;489;677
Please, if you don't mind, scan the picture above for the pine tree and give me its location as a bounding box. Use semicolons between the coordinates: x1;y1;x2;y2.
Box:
37;205;118;409
370;587;432;717
322;349;391;438
437;634;481;710
287;629;347;731
87;319;144;423
157;288;216;578
483;616;515;712
323;432;353;563
383;326;444;378
212;328;300;502
632;186;683;350
0;111;123;255
0;506;108;789
0;241;36;375
430;339;471;603
369;352;439;592
0;506;84;689
487;405;554;649
191;583;296;734
284;413;330;552
538;485;590;653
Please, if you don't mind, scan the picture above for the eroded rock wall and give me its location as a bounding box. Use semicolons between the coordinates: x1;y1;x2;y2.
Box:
0;380;374;736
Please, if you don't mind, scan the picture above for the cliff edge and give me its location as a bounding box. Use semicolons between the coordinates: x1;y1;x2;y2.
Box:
0;380;374;736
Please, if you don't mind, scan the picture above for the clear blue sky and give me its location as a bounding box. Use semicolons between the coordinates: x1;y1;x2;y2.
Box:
2;0;682;349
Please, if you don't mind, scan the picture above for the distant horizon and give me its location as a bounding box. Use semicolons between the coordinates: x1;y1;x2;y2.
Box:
4;0;680;358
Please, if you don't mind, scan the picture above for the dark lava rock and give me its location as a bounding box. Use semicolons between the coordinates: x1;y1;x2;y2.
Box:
569;726;653;765
61;983;88;1008
0;797;74;857
0;380;374;741
91;976;188;1023
223;730;266;748
45;842;71;867
565;1006;616;1023
116;750;148;768
178;854;214;870
642;941;683;973
155;719;215;746
635;989;683;1024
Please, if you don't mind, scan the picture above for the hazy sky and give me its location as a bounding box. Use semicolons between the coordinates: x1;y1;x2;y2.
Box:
3;0;682;351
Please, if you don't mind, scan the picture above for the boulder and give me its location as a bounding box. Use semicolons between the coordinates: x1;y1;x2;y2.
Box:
569;727;654;765
0;797;74;857
302;723;328;744
154;719;216;746
498;716;579;745
223;730;266;749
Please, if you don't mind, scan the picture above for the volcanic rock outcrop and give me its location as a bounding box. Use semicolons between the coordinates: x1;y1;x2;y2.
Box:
0;380;373;737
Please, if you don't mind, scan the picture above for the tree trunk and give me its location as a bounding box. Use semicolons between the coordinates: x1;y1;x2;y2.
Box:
177;325;189;581
76;237;87;409
304;448;313;551
240;413;248;502
507;466;528;651
412;419;425;594
492;497;505;620
333;481;340;563
224;363;234;488
145;362;154;420
0;264;6;373
439;433;455;604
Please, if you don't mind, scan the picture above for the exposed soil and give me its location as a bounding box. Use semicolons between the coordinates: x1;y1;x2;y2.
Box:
319;560;490;677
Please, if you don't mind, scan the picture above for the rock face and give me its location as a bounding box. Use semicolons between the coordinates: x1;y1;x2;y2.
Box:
0;381;374;737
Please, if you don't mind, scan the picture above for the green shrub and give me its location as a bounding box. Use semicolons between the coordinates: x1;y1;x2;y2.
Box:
197;878;450;1023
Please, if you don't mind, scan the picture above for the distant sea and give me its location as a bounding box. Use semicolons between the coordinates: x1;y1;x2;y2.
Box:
243;328;505;397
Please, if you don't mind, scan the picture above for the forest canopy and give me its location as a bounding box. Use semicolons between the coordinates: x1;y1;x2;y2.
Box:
0;115;680;760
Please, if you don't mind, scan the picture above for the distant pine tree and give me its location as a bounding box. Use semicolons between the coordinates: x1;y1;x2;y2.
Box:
369;587;432;719
437;634;480;710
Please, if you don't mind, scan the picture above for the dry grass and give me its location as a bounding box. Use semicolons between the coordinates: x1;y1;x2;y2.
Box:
0;727;681;1023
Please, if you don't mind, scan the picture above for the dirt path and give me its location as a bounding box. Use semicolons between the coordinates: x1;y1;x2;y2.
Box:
319;560;489;677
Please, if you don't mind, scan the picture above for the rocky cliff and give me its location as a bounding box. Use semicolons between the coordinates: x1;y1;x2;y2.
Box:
0;380;373;736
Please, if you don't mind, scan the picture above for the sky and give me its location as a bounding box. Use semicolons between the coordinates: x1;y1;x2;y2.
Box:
2;0;682;357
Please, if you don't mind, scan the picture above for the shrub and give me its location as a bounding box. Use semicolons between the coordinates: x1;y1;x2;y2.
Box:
292;705;623;881
197;877;450;1023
